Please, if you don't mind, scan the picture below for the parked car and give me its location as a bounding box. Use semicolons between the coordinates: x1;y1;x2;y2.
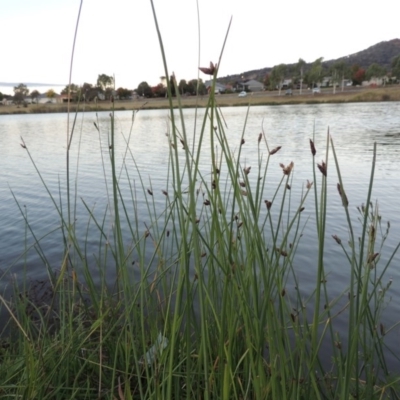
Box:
238;91;247;97
285;89;293;96
312;87;321;94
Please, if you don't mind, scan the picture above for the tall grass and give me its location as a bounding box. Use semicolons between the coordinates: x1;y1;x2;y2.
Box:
1;2;400;399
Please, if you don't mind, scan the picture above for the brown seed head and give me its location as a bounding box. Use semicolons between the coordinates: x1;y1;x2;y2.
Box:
309;139;316;156
258;133;263;143
199;61;218;76
281;161;294;176
269;146;282;155
162;190;168;196
241;138;245;145
204;199;211;206
286;184;291;190
276;247;287;257
332;235;341;245
147;189;153;196
265;200;272;210
337;183;349;206
243;166;251;175
306;180;313;189
239;181;246;188
317;161;327;177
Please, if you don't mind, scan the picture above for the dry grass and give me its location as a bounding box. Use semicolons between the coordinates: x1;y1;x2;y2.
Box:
1;85;399;115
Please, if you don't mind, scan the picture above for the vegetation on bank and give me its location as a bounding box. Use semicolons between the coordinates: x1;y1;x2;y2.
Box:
1;85;400;115
1;3;400;399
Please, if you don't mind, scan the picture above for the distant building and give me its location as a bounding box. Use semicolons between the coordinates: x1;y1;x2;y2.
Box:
205;80;227;93
236;79;264;92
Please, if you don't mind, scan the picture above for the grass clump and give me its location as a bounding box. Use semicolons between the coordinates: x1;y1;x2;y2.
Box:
1;3;400;399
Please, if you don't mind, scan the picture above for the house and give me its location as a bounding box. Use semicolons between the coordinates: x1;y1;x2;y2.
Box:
205;80;227;94
34;93;62;104
237;79;264;92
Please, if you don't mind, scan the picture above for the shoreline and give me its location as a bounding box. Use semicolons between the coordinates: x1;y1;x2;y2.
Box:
1;85;399;115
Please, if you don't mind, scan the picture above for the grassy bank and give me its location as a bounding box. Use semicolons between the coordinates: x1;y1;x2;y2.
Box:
1;3;400;399
1;85;400;115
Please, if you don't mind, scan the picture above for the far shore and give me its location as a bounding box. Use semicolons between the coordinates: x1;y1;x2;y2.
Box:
1;85;400;115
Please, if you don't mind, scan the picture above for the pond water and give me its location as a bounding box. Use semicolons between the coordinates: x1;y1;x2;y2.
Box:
1;102;400;370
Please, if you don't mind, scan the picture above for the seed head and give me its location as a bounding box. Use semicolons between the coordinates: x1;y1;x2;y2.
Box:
199;61;218;76
265;200;272;210
337;183;348;207
243;166;251;175
309;139;316;156
317;161;327;177
269;146;282;155
204;199;211;206
241;138;245;146
258;133;263;143
332;235;341;245
280;161;294;176
147;189;153;196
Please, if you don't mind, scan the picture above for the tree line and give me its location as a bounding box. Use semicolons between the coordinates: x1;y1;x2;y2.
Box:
2;56;399;104
263;55;400;93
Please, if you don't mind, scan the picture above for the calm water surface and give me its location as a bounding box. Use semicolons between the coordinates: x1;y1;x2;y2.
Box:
1;102;400;369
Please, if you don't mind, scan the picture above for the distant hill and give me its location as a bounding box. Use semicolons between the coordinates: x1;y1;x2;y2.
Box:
219;39;400;84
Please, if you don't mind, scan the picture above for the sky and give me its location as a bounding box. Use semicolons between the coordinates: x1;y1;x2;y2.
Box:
1;0;399;95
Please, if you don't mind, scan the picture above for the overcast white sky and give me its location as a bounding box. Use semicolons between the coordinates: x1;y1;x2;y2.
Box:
1;0;399;93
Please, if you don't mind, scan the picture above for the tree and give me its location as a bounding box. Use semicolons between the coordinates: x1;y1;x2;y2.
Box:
178;79;189;95
81;83;97;101
187;79;206;95
13;83;29;105
330;60;349;93
97;74;114;91
391;55;400;82
295;58;306;94
152;83;166;98
46;89;56;102
136;81;153;98
307;57;324;89
61;84;79;95
366;63;387;85
30;90;40;104
351;65;366;85
116;87;131;100
269;64;286;94
263;74;270;90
